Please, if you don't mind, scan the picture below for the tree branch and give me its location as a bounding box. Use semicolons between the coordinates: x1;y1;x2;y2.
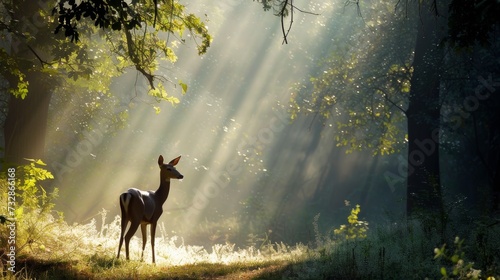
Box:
280;0;290;44
27;45;52;67
279;0;319;44
123;28;156;90
375;86;407;116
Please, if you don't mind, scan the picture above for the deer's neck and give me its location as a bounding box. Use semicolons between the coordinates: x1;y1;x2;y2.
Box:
155;178;171;204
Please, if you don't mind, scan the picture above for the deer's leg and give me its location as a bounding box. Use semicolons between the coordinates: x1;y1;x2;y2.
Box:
150;222;157;263
124;220;140;260
140;223;147;261
117;202;129;259
117;219;128;259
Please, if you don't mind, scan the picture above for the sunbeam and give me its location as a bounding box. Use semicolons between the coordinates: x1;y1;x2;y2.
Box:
42;0;385;246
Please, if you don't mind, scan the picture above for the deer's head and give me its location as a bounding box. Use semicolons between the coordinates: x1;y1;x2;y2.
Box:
158;155;184;182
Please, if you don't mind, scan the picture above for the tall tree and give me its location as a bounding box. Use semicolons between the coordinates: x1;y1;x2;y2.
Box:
404;1;446;226
2;0;67;165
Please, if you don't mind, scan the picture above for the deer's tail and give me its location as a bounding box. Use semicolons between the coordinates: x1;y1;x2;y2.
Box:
120;192;132;216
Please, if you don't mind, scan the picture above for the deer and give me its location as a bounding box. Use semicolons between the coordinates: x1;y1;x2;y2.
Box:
117;155;184;263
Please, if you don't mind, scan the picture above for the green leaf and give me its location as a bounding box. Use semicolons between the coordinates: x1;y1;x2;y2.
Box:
440;267;447;277
179;81;188;94
35;159;47;166
14;206;24;218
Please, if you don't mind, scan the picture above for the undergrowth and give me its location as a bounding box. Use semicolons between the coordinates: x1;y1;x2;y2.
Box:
260;204;500;280
1;163;499;279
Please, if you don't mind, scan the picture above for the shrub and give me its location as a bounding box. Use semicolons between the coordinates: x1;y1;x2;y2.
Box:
434;236;498;280
333;204;369;240
0;159;60;256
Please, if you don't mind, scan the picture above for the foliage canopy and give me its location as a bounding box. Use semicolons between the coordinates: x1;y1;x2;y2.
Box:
53;0;211;100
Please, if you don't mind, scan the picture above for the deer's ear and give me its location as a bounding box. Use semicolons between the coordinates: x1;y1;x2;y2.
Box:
158;155;164;166
169;156;181;166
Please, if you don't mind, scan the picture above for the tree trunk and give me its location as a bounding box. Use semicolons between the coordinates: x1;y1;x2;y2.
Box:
4;72;53;165
489;112;500;213
406;6;446;229
2;0;55;166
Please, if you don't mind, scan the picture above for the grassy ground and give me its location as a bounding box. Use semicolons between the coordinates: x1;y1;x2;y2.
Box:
3;224;500;279
4;256;290;280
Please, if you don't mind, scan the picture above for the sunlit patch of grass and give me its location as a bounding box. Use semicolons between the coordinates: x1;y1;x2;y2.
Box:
11;209;305;266
1;209;309;279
